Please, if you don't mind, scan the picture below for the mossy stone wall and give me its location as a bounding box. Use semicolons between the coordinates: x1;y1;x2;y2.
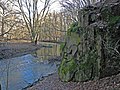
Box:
59;1;120;82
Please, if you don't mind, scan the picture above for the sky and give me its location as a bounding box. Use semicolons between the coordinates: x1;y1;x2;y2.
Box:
50;0;61;12
39;0;61;12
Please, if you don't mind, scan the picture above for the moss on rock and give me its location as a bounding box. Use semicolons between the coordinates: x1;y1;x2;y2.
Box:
58;57;77;82
58;1;120;82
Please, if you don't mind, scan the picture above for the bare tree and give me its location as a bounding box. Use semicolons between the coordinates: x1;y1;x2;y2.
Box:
0;0;20;39
39;11;71;42
13;0;55;44
59;0;100;21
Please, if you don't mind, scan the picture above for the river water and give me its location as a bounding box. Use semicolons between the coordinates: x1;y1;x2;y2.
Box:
0;43;60;90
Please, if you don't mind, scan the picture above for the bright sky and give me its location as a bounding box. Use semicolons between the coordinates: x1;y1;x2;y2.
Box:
50;1;61;12
39;0;61;12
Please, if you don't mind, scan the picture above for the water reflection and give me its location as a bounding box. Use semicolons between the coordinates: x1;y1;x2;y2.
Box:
0;43;60;90
32;43;60;60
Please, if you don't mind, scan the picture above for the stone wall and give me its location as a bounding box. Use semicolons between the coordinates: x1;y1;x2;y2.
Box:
58;1;120;82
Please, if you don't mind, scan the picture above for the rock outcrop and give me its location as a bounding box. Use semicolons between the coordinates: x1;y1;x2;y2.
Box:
58;0;120;82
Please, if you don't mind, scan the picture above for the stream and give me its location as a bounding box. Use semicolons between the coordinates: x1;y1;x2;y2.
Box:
0;43;60;90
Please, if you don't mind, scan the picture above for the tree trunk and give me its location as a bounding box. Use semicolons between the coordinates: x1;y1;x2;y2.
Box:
1;8;5;38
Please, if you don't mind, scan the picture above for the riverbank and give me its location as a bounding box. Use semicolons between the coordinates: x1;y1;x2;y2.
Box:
0;42;120;90
0;42;42;59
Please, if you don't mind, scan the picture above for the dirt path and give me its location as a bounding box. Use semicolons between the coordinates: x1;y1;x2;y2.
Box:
27;72;120;90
